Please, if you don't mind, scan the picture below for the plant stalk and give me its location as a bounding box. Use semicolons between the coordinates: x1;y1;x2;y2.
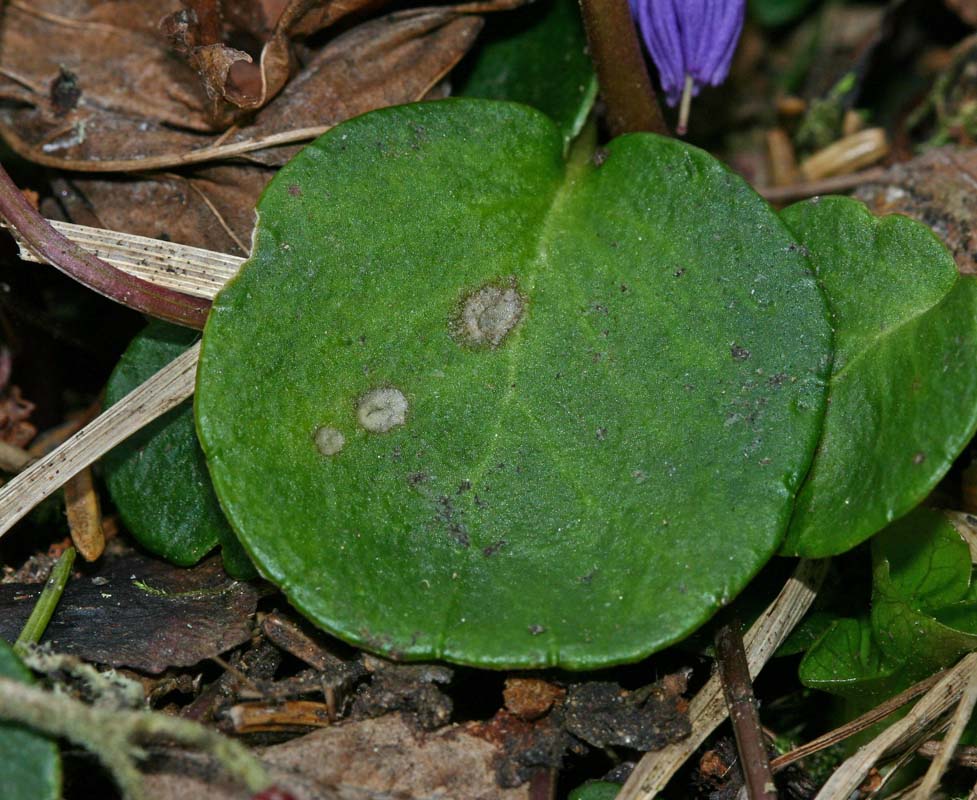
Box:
577;0;669;137
14;546;76;654
0;163;210;328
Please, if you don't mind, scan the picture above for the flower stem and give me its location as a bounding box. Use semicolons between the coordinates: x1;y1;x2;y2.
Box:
578;0;670;137
0;163;211;329
14;546;75;655
677;75;694;136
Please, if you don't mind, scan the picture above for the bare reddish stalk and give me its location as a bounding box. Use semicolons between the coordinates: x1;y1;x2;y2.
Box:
0;163;210;329
715;620;778;800
578;0;669;137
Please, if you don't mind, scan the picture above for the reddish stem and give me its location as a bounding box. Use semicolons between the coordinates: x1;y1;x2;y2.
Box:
0;163;211;329
578;0;669;137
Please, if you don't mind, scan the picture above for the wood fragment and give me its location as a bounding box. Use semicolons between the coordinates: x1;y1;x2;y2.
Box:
226;700;334;733
63;467;105;561
913;663;977;799
0;345;199;536
715;620;777;800
799;128;890;181
757;167;888;204
813;652;977;799
618;559;828;800
766;129;800;187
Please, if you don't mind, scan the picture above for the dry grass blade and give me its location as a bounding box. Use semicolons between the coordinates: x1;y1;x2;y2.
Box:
8;220;243;299
912;662;977;799
770;671;943;772
0;344;199;536
814;651;977;800
618;558;828;800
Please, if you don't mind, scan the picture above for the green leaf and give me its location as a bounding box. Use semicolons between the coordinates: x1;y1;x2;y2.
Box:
0;641;61;800
798;616;904;701
779;197;977;556
870;508;977;673
195;99;832;669
456;0;597;145
801;509;977;701
749;0;821;27
104;321;255;579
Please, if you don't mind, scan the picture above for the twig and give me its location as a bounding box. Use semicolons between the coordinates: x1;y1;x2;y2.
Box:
14;546;75;654
0;163;210;328
618;559;828;800
814;652;977;800
770;671;944;772
577;0;669;137
756;167;887;204
0;675;270;800
1;115;334;172
0;344;199;536
913;663;977;799
715;620;777;799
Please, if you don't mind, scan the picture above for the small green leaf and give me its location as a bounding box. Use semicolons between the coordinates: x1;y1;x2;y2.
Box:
0;641;61;800
801;509;977;700
798;616;904;702
779;197;977;556
104;322;255;579
870;508;977;674
457;0;597;145
196;99;832;669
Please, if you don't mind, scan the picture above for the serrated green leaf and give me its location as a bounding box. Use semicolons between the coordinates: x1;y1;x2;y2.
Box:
457;0;597;145
0;641;61;800
195;99;832;669
779;197;977;557
104;321;255;579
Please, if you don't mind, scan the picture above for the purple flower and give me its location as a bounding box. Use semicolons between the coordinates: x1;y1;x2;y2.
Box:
632;0;745;131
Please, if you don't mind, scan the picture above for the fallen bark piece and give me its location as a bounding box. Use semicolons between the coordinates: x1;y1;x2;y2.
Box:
0;551;256;673
142;714;532;799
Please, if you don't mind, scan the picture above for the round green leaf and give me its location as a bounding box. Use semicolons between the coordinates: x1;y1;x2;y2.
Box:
104;321;255;579
779;197;977;557
196;99;832;669
0;641;61;800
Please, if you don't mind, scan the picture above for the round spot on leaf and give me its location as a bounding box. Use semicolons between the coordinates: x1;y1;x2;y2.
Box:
314;426;345;456
454;281;525;347
357;388;408;433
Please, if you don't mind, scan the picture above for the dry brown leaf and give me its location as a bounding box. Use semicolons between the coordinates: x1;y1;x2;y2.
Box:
1;0;491;251
854;147;977;275
142;715;532;799
0;2;485;172
0;0;214;131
